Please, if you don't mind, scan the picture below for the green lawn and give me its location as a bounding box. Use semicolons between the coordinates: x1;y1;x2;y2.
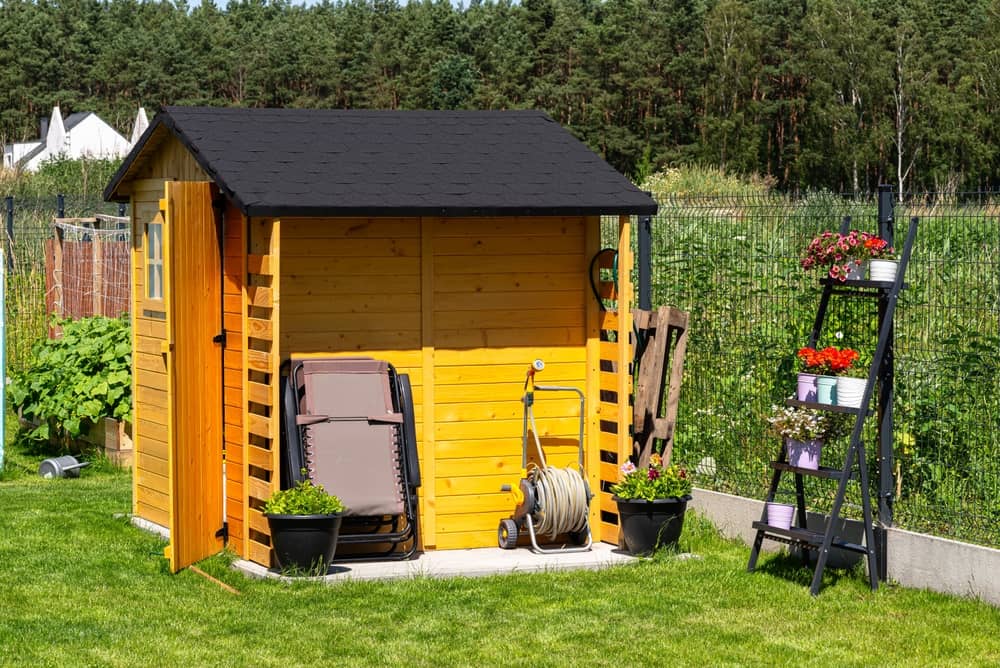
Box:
1;446;999;667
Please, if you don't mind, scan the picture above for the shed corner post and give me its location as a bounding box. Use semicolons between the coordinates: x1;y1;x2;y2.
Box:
615;215;634;481
584;215;603;542
419;217;436;549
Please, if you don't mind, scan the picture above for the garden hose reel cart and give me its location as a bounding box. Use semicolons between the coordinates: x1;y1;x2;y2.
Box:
498;360;593;554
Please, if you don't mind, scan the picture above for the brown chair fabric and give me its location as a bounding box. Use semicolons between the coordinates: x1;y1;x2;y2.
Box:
293;356;405;517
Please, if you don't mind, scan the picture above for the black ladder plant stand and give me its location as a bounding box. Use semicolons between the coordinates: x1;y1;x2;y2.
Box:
747;216;919;596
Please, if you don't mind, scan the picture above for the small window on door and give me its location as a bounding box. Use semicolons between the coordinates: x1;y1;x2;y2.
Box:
147;216;164;300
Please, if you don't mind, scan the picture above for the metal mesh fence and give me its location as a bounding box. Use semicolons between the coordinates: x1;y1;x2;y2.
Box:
4;195;124;371
640;192;1000;547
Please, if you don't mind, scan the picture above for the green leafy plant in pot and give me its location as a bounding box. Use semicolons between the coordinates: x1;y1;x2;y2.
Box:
610;453;693;555
263;475;346;575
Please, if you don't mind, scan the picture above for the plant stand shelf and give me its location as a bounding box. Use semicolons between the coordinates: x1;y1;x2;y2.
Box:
747;216;919;596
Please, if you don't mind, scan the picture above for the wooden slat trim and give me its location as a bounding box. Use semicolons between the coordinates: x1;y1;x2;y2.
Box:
247;414;273;440
247;254;272;275
247;476;272;503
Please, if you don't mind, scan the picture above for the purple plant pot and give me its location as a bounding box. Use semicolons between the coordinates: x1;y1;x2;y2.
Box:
786;438;822;470
766;502;795;531
796;373;818;402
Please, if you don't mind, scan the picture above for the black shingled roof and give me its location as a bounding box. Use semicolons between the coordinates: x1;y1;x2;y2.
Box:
104;107;657;217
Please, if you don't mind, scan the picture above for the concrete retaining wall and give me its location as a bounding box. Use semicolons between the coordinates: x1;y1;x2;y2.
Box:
692;487;1000;606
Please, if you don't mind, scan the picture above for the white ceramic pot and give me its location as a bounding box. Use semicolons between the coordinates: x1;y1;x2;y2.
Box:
837;376;868;408
869;259;898;282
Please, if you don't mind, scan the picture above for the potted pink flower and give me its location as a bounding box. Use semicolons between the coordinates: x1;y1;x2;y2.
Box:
801;230;894;282
610;453;693;555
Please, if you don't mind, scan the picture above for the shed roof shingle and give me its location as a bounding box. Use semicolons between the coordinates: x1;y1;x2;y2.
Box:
104;107;657;217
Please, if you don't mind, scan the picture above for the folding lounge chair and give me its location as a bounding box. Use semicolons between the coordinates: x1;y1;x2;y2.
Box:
281;356;420;560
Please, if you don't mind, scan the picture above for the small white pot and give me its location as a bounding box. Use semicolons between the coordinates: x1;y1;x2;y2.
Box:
869;259;898;282
837;376;868;408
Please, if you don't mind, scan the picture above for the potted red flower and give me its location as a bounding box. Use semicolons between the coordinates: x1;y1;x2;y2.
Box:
796;346;859;405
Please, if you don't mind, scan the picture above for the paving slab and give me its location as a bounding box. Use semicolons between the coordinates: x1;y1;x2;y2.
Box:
234;542;637;583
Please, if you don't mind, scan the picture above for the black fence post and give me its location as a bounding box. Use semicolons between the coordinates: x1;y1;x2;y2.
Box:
56;193;65;219
876;184;896;582
4;196;12;274
637;213;652;311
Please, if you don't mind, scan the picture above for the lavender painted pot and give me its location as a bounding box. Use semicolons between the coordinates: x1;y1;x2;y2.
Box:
797;373;819;402
786;437;822;470
766;502;795;531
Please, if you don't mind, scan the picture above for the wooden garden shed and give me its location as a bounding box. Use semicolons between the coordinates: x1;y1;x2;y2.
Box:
104;107;656;572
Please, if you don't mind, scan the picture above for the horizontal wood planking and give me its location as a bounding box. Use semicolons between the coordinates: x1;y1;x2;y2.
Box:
136;466;168;496
281;218;421;239
281;256;420;276
247;539;272;568
247;476;272;504
136;500;169;529
434;327;584;348
425;216;590;548
282;293;420;315
433;235;583;257
277;274;420;296
433;290;584;312
281;237;419;258
136;450;168;478
430;217;586;238
434;272;584;294
435;254;582;276
435;417;581;441
279;330;421;351
434;398;581;423
435;362;585;386
132;186;171;530
434;493;514;515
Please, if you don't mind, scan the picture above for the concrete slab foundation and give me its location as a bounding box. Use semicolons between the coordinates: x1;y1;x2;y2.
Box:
234;542;636;583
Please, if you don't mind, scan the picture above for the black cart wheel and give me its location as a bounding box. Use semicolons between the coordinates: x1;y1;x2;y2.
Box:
569;527;590;545
498;519;519;549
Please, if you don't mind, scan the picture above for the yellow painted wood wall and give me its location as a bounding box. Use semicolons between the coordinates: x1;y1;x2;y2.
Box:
127;136;210;530
275;215;617;553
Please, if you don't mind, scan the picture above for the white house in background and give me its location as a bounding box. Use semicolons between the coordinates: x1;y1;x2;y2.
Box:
2;106;148;172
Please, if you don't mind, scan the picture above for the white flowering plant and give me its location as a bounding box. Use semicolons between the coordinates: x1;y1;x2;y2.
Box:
767;406;849;441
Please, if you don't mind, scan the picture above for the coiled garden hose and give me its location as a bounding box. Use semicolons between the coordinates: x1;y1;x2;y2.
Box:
526;408;589;539
528;464;590;539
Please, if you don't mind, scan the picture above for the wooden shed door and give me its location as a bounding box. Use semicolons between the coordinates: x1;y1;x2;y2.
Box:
165;181;224;572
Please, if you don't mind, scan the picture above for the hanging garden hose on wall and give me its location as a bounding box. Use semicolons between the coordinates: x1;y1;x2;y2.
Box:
498;360;593;553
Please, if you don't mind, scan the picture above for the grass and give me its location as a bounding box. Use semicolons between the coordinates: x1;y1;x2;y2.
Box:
2;433;999;666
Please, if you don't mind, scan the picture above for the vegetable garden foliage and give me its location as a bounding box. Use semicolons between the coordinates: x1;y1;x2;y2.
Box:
7;317;131;449
5;0;1000;191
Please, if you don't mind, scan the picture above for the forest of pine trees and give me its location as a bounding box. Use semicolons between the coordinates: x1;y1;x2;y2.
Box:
2;0;1000;192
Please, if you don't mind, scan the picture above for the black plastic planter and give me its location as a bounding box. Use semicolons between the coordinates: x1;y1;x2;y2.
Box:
614;495;691;555
265;513;343;574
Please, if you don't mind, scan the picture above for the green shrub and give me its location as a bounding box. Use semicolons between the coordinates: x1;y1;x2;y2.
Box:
7;316;131;447
263;477;345;516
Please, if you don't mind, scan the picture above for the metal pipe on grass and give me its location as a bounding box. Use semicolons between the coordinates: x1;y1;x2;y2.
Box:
1;244;6;471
